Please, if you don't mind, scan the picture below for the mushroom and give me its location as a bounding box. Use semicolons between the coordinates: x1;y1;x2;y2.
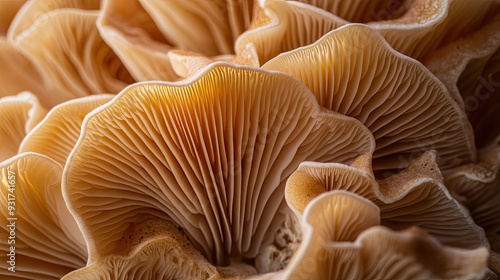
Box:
0;92;45;162
63;63;374;267
0;39;45;98
0;153;86;279
19;94;114;166
443;135;500;260
13;10;134;108
7;0;100;41
284;151;488;251
98;0;261;81
263;24;475;170
265;191;489;280
424;13;500;148
62;219;220;280
236;0;499;65
0;0;25;37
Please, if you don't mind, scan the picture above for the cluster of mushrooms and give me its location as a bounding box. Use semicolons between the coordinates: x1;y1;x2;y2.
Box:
0;0;499;279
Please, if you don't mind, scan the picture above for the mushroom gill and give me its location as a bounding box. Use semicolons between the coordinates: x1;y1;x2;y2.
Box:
63;63;375;267
19;94;114;166
0;92;46;162
265;191;488;280
263;24;475;170
13;9;134;108
0;153;86;279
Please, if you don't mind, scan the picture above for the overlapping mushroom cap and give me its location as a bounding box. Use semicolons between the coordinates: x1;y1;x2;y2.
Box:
263;24;475;170
260;191;489;280
0;153;86;279
237;0;499;64
63;63;374;266
19;94;114;165
0;92;45;162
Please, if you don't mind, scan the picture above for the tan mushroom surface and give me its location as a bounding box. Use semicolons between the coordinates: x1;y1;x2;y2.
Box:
63;63;375;267
285;151;488;250
261;191;489;280
98;0;261;81
263;24;475;170
237;0;499;64
0;0;25;37
0;39;46;99
424;13;500;149
0;92;46;162
19;94;114;166
0;153;86;279
13;10;134;108
7;0;100;41
443;136;500;257
62;219;220;280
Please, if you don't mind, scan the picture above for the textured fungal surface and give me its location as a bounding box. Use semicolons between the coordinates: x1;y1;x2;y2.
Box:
0;0;499;279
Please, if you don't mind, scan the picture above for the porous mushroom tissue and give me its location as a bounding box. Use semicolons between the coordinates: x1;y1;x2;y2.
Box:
0;0;499;279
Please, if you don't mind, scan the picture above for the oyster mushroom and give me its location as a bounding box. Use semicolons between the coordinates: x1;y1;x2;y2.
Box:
285;151;488;251
0;153;86;279
264;191;489;280
0;0;25;37
19;94;114;165
7;0;100;41
263;24;475;170
63;63;374;267
0;92;45;162
62;219;220;280
13;10;134;108
238;0;499;64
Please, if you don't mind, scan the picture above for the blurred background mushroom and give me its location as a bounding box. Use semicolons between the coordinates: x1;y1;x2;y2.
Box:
0;153;87;279
63;63;374;269
0;92;45;162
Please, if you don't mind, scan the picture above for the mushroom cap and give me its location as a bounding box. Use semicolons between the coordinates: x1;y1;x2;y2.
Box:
97;0;178;81
0;153;86;279
424;13;500;149
7;0;100;40
263;24;476;170
14;10;134;108
286;151;489;250
63;63;374;266
0;38;46;99
0;0;25;37
278;191;489;280
443;135;500;256
19;94;114;166
140;0;258;56
62;219;220;280
238;0;499;64
0;92;46;162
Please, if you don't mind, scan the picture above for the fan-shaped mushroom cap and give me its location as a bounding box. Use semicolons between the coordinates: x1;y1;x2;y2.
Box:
63;63;374;266
14;10;134;108
62;219;220;280
0;153;86;279
263;24;475;170
0;0;25;37
19;94;114;166
236;0;347;65
443;136;500;256
239;0;499;64
0;39;45;98
140;0;258;56
7;0;100;40
286;151;488;250
0;92;45;162
275;191;489;280
424;13;500;149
